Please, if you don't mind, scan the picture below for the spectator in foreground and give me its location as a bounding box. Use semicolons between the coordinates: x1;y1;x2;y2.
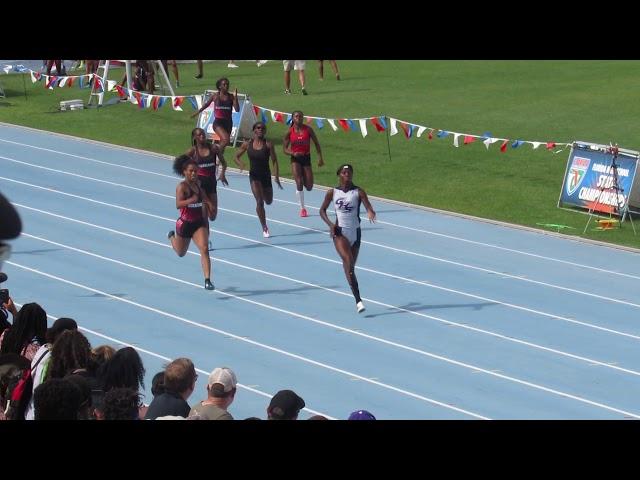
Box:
145;357;197;419
189;367;237;420
267;389;305;420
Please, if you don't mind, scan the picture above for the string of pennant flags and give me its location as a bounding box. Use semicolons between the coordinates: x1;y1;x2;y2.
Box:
10;65;571;154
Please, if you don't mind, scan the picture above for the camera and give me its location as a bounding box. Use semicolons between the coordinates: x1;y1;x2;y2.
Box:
0;288;8;304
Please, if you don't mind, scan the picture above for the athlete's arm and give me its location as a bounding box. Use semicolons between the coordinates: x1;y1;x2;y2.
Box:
359;189;376;223
309;128;324;167
268;140;283;189
234;141;248;172
319;189;337;236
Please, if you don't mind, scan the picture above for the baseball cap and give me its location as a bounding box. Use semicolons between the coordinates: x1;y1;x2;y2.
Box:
348;409;376;420
208;367;237;393
0;272;7;283
268;389;306;420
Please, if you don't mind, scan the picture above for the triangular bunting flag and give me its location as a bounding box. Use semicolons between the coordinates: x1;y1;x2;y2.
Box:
327;119;338;131
370;117;385;132
338;119;350;131
463;135;476;145
500;140;509;152
453;133;460;147
416;126;426;138
315;118;324;129
546;142;556;150
390;118;398;136
358;119;368;138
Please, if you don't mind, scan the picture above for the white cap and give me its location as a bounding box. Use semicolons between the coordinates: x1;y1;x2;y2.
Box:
208;367;237;393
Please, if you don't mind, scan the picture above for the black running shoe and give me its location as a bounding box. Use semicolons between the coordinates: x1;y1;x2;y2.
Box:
167;230;175;239
204;279;215;290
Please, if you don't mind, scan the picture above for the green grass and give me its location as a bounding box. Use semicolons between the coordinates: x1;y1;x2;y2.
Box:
2;60;640;248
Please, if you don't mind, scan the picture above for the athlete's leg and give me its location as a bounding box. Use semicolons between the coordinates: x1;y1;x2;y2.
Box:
250;180;267;229
207;191;218;221
213;125;230;155
169;231;190;257
334;235;362;303
192;226;213;287
302;164;314;191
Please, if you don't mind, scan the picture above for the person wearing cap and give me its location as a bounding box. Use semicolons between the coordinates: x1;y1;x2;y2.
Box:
319;164;376;313
348;409;376;420
234;121;283;238
267;389;306;420
189;366;237;420
283;110;324;218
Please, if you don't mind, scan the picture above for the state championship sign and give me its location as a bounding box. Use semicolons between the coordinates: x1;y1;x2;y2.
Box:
558;141;640;217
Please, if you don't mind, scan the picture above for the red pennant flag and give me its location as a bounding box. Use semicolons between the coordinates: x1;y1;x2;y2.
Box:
370;117;385;132
134;91;143;108
463;135;476;145
338;119;350;131
500;140;509;153
152;96;160;111
45;76;56;89
275;112;284;123
66;76;75;87
428;130;433;140
253;105;260;115
546;142;556;150
174;97;184;108
115;85;125;97
398;122;410;138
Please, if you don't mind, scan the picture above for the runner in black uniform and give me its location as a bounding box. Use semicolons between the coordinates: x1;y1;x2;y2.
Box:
235;122;282;238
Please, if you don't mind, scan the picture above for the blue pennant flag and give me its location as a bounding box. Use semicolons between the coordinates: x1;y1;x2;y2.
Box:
286;114;292;126
261;110;268;123
347;119;358;132
437;130;449;138
511;140;524;148
315;118;324;129
378;116;387;129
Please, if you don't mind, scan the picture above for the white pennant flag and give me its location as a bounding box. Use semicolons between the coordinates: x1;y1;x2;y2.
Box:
146;95;154;109
2;65;11;74
531;142;541;149
30;70;37;83
453;133;460;147
358;119;368;138
327;119;338;131
416;126;426;138
58;76;68;88
483;137;492;149
271;110;278;122
171;96;181;111
195;95;204;110
390;118;398;136
107;80;117;92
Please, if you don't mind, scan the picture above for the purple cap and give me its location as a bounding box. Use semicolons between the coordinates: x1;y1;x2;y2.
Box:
348;409;376;420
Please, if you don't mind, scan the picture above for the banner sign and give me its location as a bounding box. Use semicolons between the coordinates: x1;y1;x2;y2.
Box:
559;142;639;215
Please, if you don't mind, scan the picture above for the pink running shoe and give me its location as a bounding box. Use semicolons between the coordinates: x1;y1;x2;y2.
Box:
300;208;308;218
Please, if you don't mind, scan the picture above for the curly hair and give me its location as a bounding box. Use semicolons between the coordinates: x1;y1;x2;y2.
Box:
0;303;47;355
173;154;197;177
99;346;145;393
46;329;91;380
101;387;141;420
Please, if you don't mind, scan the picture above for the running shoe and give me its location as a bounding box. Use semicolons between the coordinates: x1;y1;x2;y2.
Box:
356;301;366;313
284;89;291;95
299;208;308;218
228;63;239;68
301;88;308;95
262;226;270;238
194;73;203;79
204;279;215;290
167;230;175;239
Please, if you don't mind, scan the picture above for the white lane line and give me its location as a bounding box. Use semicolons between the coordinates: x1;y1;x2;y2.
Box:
2;155;640;308
7;261;490;420
12;304;334;419
6;177;640;340
3;137;639;280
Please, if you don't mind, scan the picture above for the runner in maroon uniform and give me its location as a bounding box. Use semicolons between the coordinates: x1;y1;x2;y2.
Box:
168;155;215;290
192;77;239;155
234;122;283;238
282;110;324;217
186;128;228;222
